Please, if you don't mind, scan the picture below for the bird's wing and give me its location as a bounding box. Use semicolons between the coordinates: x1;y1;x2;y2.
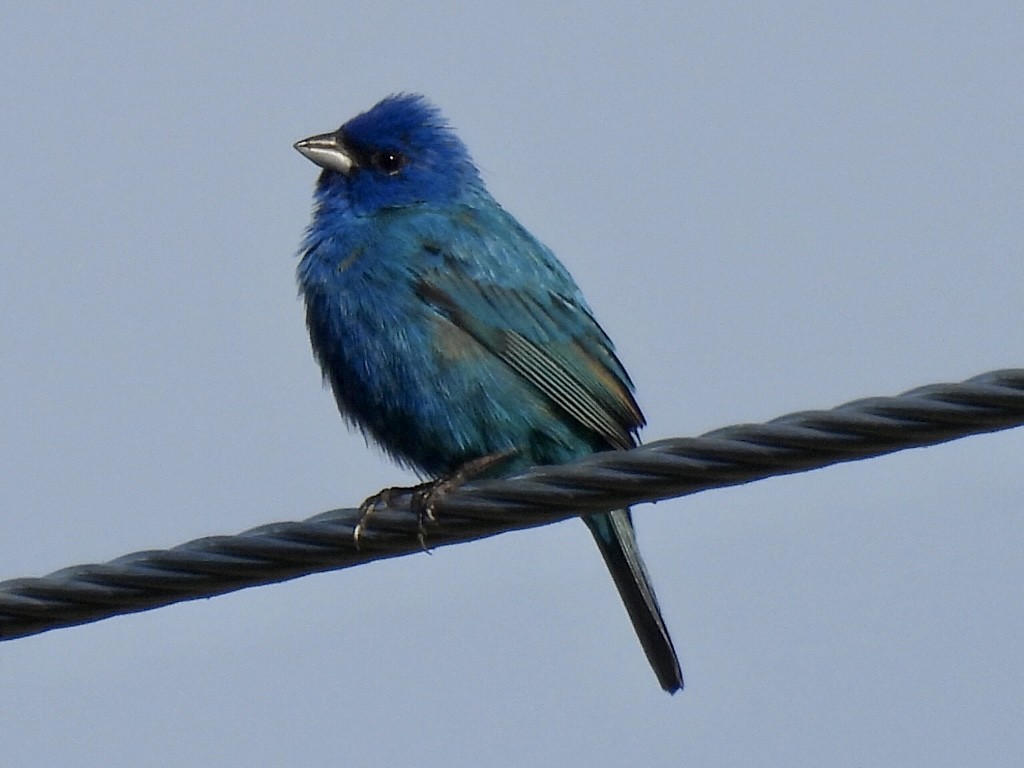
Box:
409;204;644;450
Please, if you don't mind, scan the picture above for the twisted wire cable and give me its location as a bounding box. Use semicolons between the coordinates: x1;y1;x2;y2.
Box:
2;368;1022;641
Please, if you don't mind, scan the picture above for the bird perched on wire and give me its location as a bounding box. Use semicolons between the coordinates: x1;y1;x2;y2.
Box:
295;94;683;693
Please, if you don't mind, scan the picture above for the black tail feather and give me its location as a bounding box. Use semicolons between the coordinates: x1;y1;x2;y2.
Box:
584;509;683;693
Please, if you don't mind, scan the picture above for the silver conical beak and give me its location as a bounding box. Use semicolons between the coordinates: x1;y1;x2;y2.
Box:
294;132;354;174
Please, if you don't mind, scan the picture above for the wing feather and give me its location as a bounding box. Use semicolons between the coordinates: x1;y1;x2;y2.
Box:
412;206;644;449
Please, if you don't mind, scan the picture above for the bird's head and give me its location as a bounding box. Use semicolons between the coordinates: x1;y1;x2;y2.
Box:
296;94;483;216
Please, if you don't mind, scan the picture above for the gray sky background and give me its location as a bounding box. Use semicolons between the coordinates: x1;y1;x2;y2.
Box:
2;3;1022;766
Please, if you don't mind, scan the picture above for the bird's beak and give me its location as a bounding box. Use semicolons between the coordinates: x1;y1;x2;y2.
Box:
294;131;354;174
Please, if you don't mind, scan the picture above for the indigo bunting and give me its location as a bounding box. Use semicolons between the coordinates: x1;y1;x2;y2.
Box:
295;94;683;693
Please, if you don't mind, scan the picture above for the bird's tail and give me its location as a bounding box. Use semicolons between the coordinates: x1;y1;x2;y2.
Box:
584;509;683;693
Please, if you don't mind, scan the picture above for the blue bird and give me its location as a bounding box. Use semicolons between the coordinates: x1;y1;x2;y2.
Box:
295;94;683;693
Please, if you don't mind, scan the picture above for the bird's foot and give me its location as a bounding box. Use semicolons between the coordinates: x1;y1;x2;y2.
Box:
353;485;429;550
412;449;518;547
353;450;517;550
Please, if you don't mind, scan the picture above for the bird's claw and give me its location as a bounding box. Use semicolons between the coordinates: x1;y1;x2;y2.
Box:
411;449;518;547
353;487;394;550
355;449;517;551
354;481;437;552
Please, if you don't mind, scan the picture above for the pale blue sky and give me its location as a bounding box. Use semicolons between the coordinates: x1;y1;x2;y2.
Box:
1;3;1022;766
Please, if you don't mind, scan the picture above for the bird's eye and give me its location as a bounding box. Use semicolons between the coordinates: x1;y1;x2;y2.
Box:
372;150;407;175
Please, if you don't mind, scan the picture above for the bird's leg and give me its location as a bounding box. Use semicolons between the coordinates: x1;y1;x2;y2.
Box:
413;449;518;544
